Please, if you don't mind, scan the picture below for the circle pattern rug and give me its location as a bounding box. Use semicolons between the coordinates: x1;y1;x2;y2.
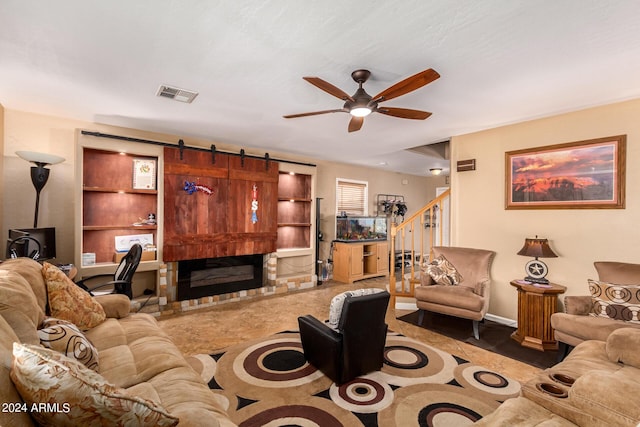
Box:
204;331;520;426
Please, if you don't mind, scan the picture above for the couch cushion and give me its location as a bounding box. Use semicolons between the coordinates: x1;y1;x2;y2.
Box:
473;396;578;426
605;327;640;368
0;316;34;427
0;257;48;313
85;313;230;427
10;343;179;427
38;317;99;371
0;269;44;345
414;284;484;312
42;262;106;330
594;261;640;284
569;369;640;427
588;280;640;324
425;254;463;286
551;312;640;345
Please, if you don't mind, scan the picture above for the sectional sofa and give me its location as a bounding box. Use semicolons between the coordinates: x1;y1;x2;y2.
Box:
0;257;235;426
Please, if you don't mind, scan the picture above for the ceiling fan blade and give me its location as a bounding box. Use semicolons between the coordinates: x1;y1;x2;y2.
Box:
377;107;432;120
373;68;440;102
348;116;364;132
283;109;345;119
303;77;355;102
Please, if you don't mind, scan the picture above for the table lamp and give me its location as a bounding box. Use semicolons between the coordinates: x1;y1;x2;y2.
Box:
16;151;65;228
517;236;557;284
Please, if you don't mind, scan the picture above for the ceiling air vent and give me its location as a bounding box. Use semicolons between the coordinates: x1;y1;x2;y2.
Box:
156;85;199;103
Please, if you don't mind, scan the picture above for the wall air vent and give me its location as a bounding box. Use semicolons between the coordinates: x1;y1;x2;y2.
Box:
156;85;199;103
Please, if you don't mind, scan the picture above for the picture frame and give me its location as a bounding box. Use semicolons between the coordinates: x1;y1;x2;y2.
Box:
505;135;626;209
132;158;157;190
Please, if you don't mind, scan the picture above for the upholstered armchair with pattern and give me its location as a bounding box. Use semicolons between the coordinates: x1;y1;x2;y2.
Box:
551;261;640;361
414;246;496;340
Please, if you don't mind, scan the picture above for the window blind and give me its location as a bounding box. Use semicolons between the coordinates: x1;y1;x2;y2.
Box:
336;180;367;215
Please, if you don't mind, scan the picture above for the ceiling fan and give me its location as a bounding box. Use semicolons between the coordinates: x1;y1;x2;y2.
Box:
283;68;440;132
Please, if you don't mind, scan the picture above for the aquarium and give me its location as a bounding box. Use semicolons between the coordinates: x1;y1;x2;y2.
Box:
335;216;387;242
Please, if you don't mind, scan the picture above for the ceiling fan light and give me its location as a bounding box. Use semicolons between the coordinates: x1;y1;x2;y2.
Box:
350;107;372;117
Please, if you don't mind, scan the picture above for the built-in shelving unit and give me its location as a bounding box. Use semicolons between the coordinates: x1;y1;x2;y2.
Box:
276;166;316;279
75;131;164;297
277;171;312;250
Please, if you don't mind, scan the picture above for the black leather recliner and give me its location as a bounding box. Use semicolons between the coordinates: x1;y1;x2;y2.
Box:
298;290;390;385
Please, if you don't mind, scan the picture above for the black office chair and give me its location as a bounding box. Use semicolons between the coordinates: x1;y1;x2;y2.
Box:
298;290;390;385
76;244;142;299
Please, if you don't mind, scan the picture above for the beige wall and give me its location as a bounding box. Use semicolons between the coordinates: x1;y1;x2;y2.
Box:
3;108;443;266
450;98;640;321
0;104;4;234
315;160;447;262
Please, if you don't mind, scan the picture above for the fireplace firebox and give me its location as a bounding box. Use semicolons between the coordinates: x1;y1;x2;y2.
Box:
177;255;264;301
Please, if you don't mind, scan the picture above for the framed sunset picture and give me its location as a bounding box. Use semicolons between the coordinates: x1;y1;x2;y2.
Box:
505;135;626;209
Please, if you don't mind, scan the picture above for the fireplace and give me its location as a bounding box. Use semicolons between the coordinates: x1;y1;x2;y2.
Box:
177;255;264;301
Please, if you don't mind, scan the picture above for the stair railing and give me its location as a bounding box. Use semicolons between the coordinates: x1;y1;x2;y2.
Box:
388;188;451;306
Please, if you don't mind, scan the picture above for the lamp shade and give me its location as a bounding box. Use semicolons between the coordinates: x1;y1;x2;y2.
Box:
517;237;558;258
16;151;65;165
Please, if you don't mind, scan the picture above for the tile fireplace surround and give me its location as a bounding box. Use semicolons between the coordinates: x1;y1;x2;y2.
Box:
132;253;317;318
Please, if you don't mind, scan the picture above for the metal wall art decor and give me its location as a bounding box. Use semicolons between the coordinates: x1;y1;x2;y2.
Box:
251;184;259;223
183;181;213;195
505;135;626;209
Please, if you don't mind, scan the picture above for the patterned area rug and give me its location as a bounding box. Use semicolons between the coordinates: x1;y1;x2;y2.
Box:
187;330;521;426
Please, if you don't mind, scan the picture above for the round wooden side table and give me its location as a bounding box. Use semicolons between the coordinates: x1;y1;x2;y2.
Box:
510;280;566;351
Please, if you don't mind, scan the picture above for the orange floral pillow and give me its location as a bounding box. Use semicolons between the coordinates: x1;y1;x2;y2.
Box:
41;262;106;330
11;343;178;427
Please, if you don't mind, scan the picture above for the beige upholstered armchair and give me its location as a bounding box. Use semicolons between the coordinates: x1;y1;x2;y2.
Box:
414;246;496;340
551;261;640;360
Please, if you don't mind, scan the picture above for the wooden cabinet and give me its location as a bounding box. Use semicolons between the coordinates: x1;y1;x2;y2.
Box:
510;280;567;351
75;133;164;298
333;241;389;283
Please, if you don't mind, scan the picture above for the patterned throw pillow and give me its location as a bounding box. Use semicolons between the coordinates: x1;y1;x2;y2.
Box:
41;262;106;330
327;288;384;329
38;317;99;371
10;343;179;427
426;254;463;286
589;280;640;324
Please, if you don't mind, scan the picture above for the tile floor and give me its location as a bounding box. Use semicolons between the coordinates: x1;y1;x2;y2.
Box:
158;277;542;384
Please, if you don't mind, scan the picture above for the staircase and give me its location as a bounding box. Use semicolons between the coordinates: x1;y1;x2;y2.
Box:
388;188;451;306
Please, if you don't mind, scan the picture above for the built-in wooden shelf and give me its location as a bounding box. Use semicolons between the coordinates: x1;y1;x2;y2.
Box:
278;198;312;202
277;223;312;227
84;186;157;195
83;225;157;231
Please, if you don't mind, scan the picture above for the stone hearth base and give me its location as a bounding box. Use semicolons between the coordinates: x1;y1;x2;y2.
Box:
131;263;316;318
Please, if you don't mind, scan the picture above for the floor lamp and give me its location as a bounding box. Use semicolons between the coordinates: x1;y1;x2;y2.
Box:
16;151;65;228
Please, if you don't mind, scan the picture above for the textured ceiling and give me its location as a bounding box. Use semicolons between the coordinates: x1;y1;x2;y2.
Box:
2;1;640;175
